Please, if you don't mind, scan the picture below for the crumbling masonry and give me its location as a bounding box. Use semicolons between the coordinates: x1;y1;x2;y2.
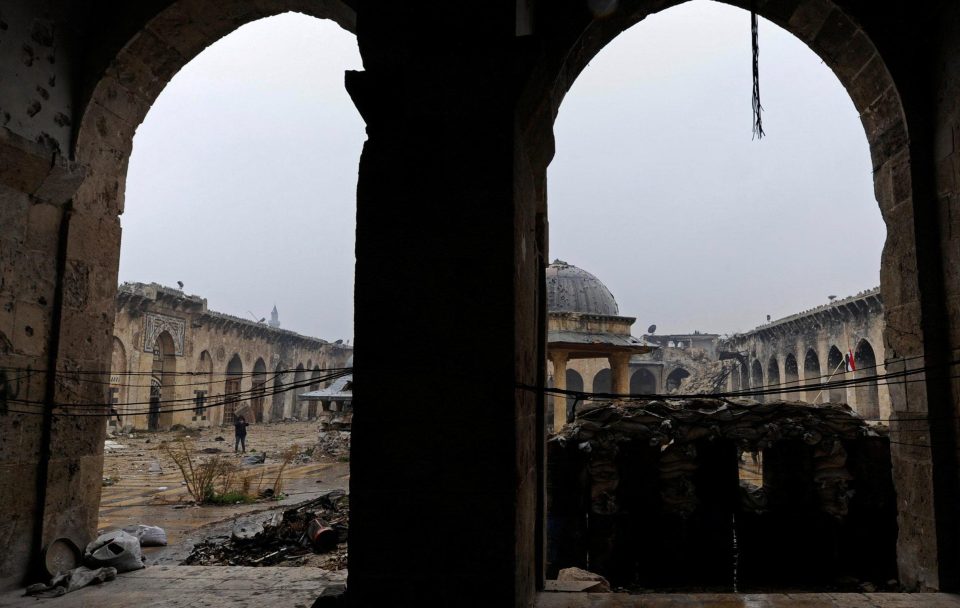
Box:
3;1;960;605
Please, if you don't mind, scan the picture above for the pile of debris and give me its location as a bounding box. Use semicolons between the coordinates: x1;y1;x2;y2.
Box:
183;490;348;568
553;398;886;518
316;413;351;459
670;360;738;394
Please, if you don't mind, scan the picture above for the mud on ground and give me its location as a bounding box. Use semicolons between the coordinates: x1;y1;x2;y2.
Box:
98;419;350;566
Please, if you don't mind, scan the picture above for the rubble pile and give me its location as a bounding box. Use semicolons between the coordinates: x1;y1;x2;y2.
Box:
548;398;898;589
670;360;738;394
553;397;885;518
183;490;348;568
316;413;352;458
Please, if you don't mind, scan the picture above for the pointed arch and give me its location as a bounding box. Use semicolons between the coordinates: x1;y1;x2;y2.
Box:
224;353;244;425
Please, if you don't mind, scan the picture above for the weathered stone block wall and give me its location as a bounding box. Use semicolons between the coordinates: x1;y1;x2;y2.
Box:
111;286;350;430
2;0;960;602
0;0;357;590
0;1;97;589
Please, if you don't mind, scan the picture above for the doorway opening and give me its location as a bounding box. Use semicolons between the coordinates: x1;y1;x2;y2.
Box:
542;0;898;592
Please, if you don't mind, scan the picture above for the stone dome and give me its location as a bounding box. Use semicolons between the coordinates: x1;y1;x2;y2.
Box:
546;260;620;316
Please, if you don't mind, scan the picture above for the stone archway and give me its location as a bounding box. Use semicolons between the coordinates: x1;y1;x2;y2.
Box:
827;345;848;403
515;0;938;588
767;356;781;400
804;348;822;403
855;338;881;419
224;353;243;425
151;330;178;430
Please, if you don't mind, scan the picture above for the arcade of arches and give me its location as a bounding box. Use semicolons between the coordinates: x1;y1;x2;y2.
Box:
3;1;960;605
110;282;350;430
722;288;888;419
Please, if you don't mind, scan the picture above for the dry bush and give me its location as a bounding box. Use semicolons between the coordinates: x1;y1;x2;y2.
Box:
161;438;247;504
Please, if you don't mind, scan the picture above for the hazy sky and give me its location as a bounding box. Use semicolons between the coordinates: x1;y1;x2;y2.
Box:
121;2;883;340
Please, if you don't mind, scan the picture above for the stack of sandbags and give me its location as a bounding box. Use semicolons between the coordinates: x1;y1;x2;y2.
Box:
551;397;883;519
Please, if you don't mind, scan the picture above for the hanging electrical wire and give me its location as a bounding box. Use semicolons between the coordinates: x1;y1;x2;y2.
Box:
750;0;765;139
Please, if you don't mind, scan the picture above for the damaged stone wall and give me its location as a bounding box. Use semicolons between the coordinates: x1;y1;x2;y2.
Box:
720;289;888;417
1;0;960;603
111;282;351;430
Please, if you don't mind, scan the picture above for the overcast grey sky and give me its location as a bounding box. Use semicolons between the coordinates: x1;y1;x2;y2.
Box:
121;1;883;340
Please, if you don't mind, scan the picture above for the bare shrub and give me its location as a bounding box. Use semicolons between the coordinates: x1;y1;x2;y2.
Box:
162;438;244;504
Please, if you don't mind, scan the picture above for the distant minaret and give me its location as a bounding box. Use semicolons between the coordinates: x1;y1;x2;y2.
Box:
268;305;280;328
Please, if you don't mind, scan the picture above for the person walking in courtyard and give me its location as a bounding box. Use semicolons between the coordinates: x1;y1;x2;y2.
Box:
234;415;249;453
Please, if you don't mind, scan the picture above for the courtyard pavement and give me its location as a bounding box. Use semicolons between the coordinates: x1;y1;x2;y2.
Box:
0;566;344;608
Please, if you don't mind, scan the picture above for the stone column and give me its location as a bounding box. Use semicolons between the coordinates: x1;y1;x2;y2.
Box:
550;351;569;432
609;353;631;397
347;5;539;605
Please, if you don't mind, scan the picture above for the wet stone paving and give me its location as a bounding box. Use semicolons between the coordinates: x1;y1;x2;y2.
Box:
0;421;350;607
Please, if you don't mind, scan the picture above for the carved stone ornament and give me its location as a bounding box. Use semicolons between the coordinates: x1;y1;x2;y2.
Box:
143;313;186;356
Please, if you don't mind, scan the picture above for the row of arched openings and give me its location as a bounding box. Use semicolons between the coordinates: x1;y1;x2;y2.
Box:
110;331;324;428
732;339;880;419
556;366;687;420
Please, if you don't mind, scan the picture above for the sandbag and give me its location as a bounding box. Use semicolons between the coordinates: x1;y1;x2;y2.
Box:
84;530;144;572
122;524;168;547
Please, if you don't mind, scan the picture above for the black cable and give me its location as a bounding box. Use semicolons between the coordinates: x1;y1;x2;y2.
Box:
11;368;348;409
4;371;350;418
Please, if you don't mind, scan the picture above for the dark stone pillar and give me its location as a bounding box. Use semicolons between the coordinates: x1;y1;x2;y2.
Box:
347;4;539;606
